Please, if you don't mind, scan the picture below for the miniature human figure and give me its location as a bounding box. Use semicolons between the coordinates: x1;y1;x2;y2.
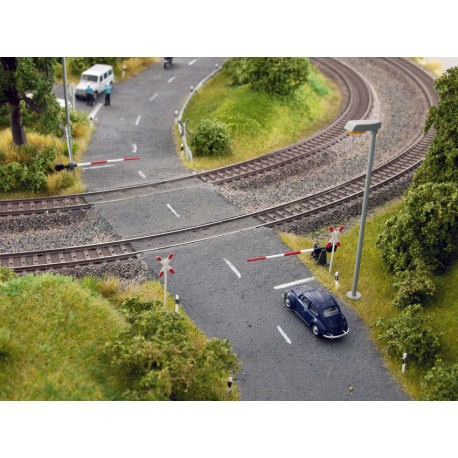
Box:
104;83;111;106
85;84;94;106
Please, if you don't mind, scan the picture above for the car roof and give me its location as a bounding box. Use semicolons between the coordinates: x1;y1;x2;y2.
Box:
293;287;338;309
83;64;113;74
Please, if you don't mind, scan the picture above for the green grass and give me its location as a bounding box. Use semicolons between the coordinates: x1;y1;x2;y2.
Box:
0;273;240;400
278;199;458;399
179;64;341;170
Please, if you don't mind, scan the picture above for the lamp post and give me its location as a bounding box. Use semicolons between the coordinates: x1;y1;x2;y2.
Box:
345;119;381;300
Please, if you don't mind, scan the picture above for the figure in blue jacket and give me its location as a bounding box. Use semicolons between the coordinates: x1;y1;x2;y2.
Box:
85;84;94;106
104;84;112;106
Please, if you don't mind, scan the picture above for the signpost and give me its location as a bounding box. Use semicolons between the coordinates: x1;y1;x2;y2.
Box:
156;253;176;308
326;226;344;273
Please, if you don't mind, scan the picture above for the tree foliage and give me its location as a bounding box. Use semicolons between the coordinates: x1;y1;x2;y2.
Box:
377;182;458;274
376;304;441;366
414;66;458;186
190;118;232;157
105;297;240;400
223;57;310;96
0;58;60;145
421;359;458;400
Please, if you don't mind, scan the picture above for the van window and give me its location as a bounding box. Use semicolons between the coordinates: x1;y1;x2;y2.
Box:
108;69;112;76
82;74;98;82
104;72;108;79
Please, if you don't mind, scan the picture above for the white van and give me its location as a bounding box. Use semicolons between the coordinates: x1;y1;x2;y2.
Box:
75;64;114;100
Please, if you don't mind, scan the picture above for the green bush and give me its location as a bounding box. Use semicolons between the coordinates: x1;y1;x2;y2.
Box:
246;58;310;96
105;297;239;400
0;267;17;283
377;182;458;274
393;265;436;308
222;58;251;86
421;359;458;400
0;145;56;192
376;304;441;367
190;118;232;157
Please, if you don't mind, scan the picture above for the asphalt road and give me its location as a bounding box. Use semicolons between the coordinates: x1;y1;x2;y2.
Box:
72;57;408;400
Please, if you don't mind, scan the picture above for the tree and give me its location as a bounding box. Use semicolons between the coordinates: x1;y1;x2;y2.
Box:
223;57;310;96
413;65;458;186
0;57;59;145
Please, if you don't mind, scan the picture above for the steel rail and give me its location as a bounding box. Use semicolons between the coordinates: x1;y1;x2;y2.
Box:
0;57;372;216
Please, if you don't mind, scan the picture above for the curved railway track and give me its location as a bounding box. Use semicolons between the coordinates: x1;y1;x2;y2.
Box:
0;58;438;274
0;57;372;217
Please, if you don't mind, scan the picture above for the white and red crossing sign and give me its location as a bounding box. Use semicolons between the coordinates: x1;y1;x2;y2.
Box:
156;253;176;307
156;253;176;277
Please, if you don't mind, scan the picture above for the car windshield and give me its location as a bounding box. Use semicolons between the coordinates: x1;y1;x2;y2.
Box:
323;306;340;318
81;74;98;82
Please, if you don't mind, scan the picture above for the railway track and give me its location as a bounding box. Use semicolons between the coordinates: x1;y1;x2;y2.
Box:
0;58;438;274
0;57;372;217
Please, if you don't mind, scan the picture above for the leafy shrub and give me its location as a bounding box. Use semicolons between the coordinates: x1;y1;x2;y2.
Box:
0;144;56;192
223;58;251;86
421;359;458;401
0;267;17;283
190;118;232;157
376;304;441;367
105;297;239;400
377;182;458;274
247;58;310;96
414;66;458;187
222;58;311;97
393;265;436;308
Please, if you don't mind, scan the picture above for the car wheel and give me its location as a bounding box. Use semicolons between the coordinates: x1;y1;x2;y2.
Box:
283;296;292;310
312;324;320;337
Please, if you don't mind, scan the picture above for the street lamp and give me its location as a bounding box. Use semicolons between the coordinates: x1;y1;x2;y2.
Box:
345;119;382;300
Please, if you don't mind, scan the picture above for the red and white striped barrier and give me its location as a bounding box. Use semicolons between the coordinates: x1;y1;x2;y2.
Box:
78;156;140;167
247;248;314;263
55;157;140;171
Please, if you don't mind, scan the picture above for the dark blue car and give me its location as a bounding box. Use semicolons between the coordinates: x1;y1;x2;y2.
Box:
282;287;349;339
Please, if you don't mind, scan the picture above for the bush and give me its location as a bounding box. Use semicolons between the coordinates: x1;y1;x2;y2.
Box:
222;58;311;97
105;297;239;400
393;265;436;308
377;182;458;274
0;267;17;283
421;359;458;400
376;304;441;367
0;328;12;361
190;118;232;157
246;58;310;96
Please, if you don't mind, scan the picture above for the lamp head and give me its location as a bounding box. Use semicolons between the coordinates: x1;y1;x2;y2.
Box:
345;119;381;134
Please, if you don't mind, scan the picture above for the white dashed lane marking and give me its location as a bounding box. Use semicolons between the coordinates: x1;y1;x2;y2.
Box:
188;59;197;65
273;277;315;290
167;204;180;218
224;259;241;278
150;92;158;101
168;76;176;83
135;115;141;126
132;144;137;153
277;326;291;344
138;171;146;179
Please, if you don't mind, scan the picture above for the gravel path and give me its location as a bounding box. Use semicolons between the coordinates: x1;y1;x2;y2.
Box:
216;58;429;217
